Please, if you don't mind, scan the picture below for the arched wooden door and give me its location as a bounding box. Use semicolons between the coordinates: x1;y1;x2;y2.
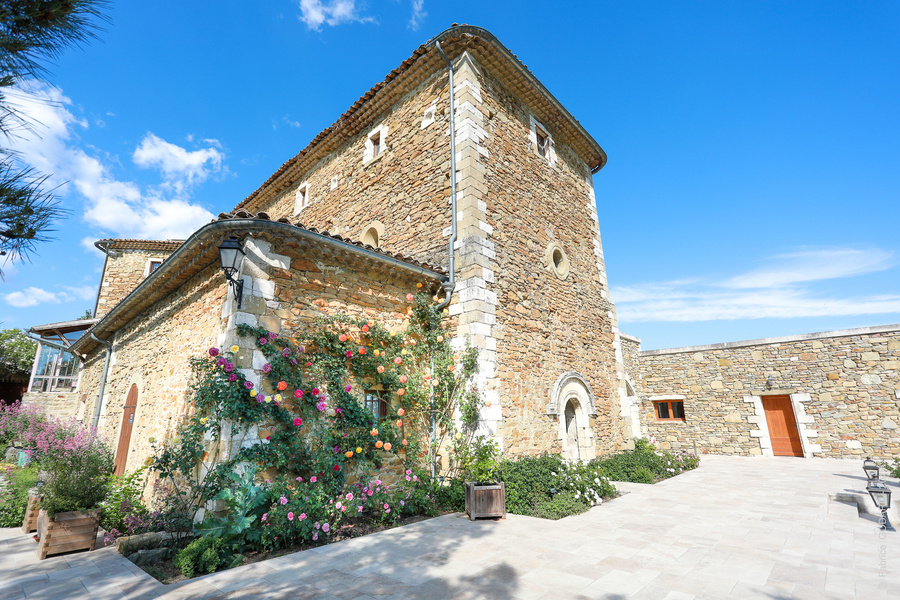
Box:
113;384;139;476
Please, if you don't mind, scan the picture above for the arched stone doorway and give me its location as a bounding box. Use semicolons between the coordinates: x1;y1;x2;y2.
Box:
548;372;597;461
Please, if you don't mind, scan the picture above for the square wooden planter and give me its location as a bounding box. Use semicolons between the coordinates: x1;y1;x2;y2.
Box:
464;481;506;521
35;508;101;560
21;495;42;533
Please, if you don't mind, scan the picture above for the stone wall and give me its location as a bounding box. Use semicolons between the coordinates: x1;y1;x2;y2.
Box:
79;263;229;475
628;325;900;459
250;71;453;270
21;391;84;421
96;249;176;318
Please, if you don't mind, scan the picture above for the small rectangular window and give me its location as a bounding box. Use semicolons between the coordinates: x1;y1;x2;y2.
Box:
536;127;549;158
294;183;310;215
365;392;387;421
654;400;685;421
371;132;381;157
149;260;162;273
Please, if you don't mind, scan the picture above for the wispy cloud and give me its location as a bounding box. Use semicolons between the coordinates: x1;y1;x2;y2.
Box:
612;247;900;322
408;0;426;30
3;82;217;241
272;115;302;131
298;0;375;30
723;248;895;289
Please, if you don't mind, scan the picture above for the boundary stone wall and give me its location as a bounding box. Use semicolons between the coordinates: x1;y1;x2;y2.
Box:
627;325;900;458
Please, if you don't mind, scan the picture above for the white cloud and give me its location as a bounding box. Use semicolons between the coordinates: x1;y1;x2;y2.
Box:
408;0;426;30
298;0;375;29
272;115;302;131
612;247;900;323
133;132;224;193
5;287;60;308
3;82;217;241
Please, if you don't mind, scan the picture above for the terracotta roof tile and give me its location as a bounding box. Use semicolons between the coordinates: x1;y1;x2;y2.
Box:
215;211;447;275
95;239;184;252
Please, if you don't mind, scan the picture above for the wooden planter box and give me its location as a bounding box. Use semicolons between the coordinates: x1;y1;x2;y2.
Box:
35;508;101;560
21;495;42;533
464;481;506;521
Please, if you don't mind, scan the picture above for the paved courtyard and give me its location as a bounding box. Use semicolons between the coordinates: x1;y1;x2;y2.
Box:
2;455;898;599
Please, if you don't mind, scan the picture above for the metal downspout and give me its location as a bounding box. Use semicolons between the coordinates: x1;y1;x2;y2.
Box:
433;41;458;479
89;333;112;439
435;40;457;311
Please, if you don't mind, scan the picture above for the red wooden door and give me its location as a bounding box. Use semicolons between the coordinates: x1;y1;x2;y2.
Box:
762;395;803;457
113;384;139;476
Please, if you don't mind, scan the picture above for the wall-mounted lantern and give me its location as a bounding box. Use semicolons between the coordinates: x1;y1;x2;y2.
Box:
218;237;245;309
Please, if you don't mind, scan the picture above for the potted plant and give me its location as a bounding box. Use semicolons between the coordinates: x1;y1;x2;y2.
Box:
34;437;113;559
462;435;505;521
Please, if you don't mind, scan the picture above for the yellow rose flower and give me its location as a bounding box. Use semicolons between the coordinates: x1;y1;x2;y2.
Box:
200;417;208;425
231;345;239;353
356;447;362;453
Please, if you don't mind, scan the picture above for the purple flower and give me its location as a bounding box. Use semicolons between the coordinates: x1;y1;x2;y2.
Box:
217;357;227;366
228;373;237;382
262;363;272;374
291;358;298;365
268;332;278;340
312;532;318;541
244;381;254;389
322;523;330;533
282;348;291;357
317;401;326;412
258;337;268;346
224;363;234;372
344;384;352;392
257;393;265;403
280;496;288;505
209;347;219;357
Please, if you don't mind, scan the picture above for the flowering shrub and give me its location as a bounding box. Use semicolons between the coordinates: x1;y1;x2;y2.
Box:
147;290;482;573
0;402;87;463
501;454;616;519
40;435;113;516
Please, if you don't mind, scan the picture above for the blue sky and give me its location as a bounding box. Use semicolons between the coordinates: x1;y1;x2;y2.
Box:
1;1;898;350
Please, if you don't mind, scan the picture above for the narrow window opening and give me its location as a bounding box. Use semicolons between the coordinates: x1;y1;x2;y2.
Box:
294;183;310;215
149;260;162;274
536;127;550;158
371;132;381;157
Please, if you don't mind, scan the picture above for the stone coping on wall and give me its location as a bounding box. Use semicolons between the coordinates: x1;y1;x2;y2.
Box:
641;323;900;356
619;332;642;344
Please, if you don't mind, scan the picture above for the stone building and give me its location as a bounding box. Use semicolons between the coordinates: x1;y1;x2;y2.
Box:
35;25;635;476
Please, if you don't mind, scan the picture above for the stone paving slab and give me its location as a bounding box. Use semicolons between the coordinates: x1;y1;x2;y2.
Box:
2;455;899;598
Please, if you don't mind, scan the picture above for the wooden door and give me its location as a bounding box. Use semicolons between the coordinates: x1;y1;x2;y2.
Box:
762;395;804;457
113;384;139;476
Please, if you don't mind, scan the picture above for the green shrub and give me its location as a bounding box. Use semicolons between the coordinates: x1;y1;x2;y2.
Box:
101;467;149;534
433;477;465;512
532;491;589;520
174;536;235;578
0;463;39;527
590;439;700;483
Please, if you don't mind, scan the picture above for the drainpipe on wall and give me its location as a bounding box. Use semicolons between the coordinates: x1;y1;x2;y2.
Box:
435;40;457;311
89;333;113;439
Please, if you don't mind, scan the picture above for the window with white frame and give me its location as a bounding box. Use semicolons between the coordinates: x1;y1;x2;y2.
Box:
144;258;163;277
364;123;389;163
293;182;310;216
